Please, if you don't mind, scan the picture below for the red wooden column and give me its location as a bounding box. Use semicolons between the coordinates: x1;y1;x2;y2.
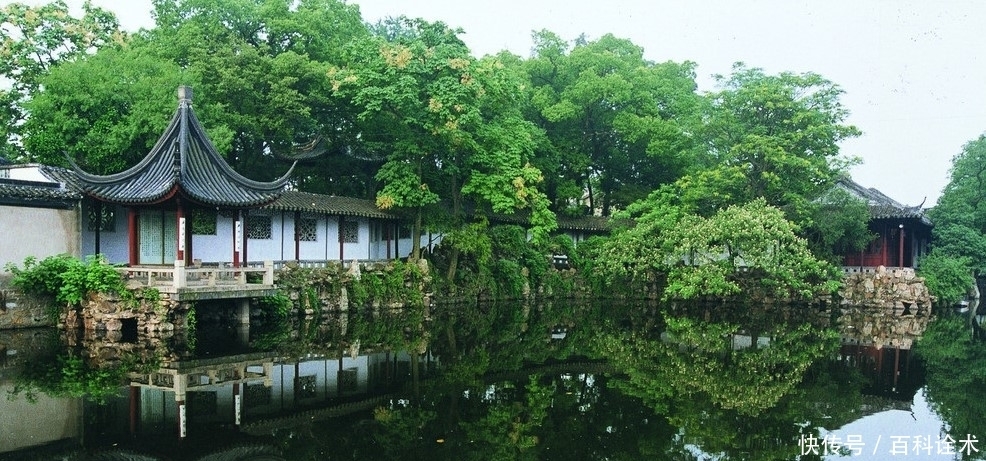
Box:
129;385;139;435
294;211;301;262
881;225;889;267
128;208;139;266
385;221;392;260
338;215;345;261
93;201;102;255
898;224;905;269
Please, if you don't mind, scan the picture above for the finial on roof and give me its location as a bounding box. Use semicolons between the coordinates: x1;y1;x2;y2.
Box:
178;86;193;106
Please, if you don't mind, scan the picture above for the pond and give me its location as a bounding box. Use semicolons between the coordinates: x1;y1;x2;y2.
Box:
0;299;983;461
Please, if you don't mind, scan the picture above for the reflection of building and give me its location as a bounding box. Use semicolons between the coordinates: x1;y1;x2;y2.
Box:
126;349;420;439
840;343;921;401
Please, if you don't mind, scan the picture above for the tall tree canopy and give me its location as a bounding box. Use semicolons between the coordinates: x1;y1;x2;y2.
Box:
332;17;554;260
20;0;369;185
929;134;986;273
1;0;122;160
679;63;861;224
10;0;871;288
522;31;705;216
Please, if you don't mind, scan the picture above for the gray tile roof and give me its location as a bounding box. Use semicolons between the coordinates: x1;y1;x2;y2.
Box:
265;191;395;219
0;178;80;208
60;87;294;207
836;177;932;226
488;209;610;232
556;215;610;231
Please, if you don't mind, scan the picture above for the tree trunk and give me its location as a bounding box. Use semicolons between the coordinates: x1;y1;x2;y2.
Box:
446;171;463;282
410;208;422;261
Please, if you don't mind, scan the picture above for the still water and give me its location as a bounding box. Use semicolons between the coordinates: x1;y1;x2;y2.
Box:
0;300;983;460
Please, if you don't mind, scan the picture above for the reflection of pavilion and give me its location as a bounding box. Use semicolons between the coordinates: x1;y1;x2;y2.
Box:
840;342;921;401
126;349;421;439
835;303;927;401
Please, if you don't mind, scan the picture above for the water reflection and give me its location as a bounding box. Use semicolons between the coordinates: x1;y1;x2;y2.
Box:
0;299;982;460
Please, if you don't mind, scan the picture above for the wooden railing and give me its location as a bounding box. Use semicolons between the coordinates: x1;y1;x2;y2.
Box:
245;259;391;270
120;260;275;291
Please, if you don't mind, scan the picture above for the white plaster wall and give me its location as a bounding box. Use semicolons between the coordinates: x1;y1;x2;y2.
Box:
341;217;370;261
244;212;282;262
296;215;326;261
190;214;236;264
3;165;50;182
277;211;292;260
0;204;80;268
79;202;128;264
237;212;422;263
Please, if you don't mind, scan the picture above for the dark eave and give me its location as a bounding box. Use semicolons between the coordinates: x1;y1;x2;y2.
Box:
835;177;932;227
265;191;395;219
65;87;293;207
557;215;610;232
0;177;80;209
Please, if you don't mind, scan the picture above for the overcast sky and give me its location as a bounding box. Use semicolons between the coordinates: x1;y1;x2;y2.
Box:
10;0;986;206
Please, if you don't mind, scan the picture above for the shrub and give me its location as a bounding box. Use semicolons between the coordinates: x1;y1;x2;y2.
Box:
918;250;975;308
4;254;74;299
258;291;293;320
6;254;128;307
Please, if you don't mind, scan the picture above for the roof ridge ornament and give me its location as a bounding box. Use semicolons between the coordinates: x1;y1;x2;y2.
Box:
178;86;192;108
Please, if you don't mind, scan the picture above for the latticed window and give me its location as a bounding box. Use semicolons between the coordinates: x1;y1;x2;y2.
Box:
296;375;317;398
339;368;358;392
191;209;217;235
188;391;218;416
87;204;116;232
245;383;271;408
247;215;273;240
297;218;318;242
342;220;360;243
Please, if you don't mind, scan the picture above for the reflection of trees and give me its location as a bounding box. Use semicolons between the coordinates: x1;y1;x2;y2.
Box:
915;314;986;459
596;316;840;414
593;312;859;460
7;329;160;403
276;369;676;461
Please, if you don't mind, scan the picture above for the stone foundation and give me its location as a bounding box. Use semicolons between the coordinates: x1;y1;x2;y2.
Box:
66;290;188;334
838;266;933;314
0;275;55;329
836;266;933;349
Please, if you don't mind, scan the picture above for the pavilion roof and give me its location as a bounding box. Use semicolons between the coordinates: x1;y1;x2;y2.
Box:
61;87;294;207
835;177;932;226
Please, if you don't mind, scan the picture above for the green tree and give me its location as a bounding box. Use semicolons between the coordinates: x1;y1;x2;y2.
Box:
930;134;986;276
523;30;705;216
333;17;554;261
21;0;369;185
682;63;860;224
803;185;876;265
22;46;185;172
0;0;122;160
592;193;839;301
918;249;974;307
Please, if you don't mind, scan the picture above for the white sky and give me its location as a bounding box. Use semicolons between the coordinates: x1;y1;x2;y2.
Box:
9;0;986;207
